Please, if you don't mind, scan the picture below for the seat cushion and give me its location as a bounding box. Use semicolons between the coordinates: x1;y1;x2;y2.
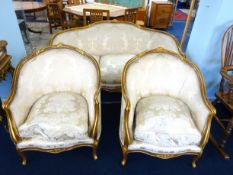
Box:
100;54;135;84
134;95;202;147
18;92;89;142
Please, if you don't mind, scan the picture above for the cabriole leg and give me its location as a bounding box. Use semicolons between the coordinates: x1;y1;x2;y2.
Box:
192;155;200;168
92;141;98;160
121;146;128;166
17;151;27;166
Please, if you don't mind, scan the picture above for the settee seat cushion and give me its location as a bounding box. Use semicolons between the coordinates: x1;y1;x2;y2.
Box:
18;92;89;143
134;95;202;147
100;54;135;84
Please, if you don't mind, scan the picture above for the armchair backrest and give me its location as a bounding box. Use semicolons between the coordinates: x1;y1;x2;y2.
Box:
221;24;233;67
122;48;214;133
5;46;100;131
50;21;183;56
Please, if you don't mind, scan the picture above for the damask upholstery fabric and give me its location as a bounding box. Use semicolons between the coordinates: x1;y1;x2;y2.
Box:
17;136;93;150
9;48;99;134
120;52;211;149
19;92;89;142
52;23;180;56
100;54;135;84
134;95;202;147
128;141;202;154
51;23;181;87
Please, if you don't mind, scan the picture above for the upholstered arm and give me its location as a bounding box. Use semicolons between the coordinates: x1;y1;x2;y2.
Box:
3;46;101;143
120;49;216;148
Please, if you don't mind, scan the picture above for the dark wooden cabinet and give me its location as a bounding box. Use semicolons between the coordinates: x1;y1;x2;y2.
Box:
149;1;173;29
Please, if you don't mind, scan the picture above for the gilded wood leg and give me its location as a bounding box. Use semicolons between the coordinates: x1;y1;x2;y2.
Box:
192;155;200;168
92;141;98;160
221;116;233;148
17;151;27;166
121;146;128;166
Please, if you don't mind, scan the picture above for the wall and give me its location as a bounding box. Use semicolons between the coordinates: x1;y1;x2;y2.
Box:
186;0;233;99
0;0;26;67
90;0;144;7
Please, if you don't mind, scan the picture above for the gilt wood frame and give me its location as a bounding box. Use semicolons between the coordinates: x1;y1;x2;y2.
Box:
2;44;101;165
120;47;216;167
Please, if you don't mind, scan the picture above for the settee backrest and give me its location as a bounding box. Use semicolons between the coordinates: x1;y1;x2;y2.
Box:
123;49;211;133
50;21;182;56
8;47;100;128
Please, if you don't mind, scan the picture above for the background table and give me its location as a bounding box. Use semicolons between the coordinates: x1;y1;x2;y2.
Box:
63;2;127;19
13;1;47;13
13;1;47;33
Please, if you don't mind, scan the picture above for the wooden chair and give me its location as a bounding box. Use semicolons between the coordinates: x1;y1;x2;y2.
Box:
0;40;14;81
124;8;138;23
83;9;110;26
47;2;63;34
47;2;78;33
213;24;233;158
124;8;148;27
67;0;86;5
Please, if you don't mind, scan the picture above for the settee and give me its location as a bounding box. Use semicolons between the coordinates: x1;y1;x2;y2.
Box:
49;21;184;91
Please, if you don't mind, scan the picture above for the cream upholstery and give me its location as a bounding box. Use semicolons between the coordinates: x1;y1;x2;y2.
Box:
135;95;202;147
19;92;89;142
6;47;101;151
50;21;182;89
100;54;135;84
120;49;215;160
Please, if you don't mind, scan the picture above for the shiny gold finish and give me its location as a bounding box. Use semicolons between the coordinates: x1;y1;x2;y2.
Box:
120;47;216;167
2;44;101;165
17;150;27;166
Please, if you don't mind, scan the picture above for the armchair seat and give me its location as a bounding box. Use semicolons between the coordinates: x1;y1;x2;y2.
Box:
100;54;135;85
18;92;89;148
134;95;201;148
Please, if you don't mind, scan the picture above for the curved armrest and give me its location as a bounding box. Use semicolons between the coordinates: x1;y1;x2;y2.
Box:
221;66;233;83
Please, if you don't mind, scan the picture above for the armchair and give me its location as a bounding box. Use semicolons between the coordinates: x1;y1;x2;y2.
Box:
2;45;101;165
120;48;215;167
213;24;233;155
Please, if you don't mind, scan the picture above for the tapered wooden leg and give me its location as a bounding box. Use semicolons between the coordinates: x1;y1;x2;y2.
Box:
121;146;128;166
17;151;27;166
210;134;230;160
221;117;233;148
92;141;98;160
192;155;200;168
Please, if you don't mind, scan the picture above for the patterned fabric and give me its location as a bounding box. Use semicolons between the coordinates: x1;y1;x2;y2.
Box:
119;52;211;149
19;92;89;142
128;141;201;154
52;23;179;56
10;48;99;129
17;136;93;150
100;54;135;84
134;95;202;147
